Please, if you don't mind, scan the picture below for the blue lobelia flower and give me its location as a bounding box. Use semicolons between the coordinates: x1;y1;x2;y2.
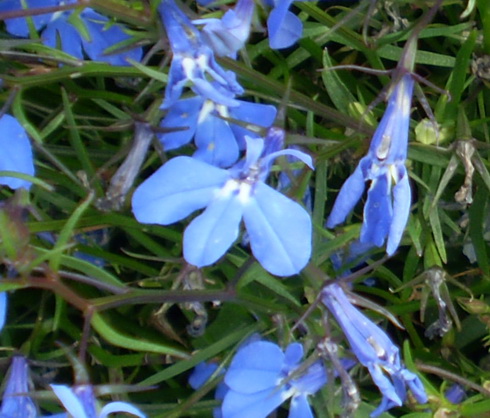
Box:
321;283;427;417
221;340;327;418
326;73;415;255
159;91;277;168
193;0;255;58
132;128;313;276
159;0;244;108
49;383;146;418
0;114;35;190
0;1;142;66
0;356;37;418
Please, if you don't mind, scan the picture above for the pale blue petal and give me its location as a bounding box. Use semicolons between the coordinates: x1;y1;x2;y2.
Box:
189;363;219;390
225;341;284;393
361;173;392;247
132;157;229;225
192;77;240;107
243;183;311;276
158;96;202;150
194;115;239;167
0;357;37;418
221;387;287;418
283;343;303;369
99;401;146;418
159;0;200;54
42;18;84;59
326;161;366;228
368;364;403;408
183;184;243;267
163;57;188;108
261;149;314;171
50;385;88;418
267;0;302;49
401;369;427;404
0;115;35;190
229;102;277;148
289;394;313;418
291;362;327;395
387;166;411;255
0;0;59;36
0;292;7;332
81;9;143;65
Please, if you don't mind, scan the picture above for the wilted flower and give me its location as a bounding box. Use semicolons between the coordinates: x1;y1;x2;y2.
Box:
321;283;427;417
0;114;34;190
159;0;243;107
222;340;327;418
445;384;465;404
132;128;313;276
193;0;255;58
159;92;277;167
50;383;145;418
326;73;415;255
0;1;143;65
0;356;37;418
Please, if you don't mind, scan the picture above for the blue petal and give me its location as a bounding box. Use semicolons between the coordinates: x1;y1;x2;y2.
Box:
81;9;143;65
283;343;303;369
0;357;37;418
0;292;7;332
192;75;241;107
360;172;392;247
158;96;202;150
387;166;411;255
159;0;200;54
132;157;229;225
0;115;35;190
326;160;367;228
50;385;88;418
0;0;59;37
189;362;219;390
401;369;427;404
288;394;313;418
196;0;254;57
163;56;188;108
267;0;302;49
229;101;277;148
368;364;403;408
183;181;243;267
261;148;314;172
243;183;311;276
225;341;284;393
221;387;287;418
99;401;146;418
369;74;414;163
291;362;327;395
42;18;84;59
193;113;239;168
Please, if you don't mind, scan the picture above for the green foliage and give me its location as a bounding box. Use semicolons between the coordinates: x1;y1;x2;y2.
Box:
1;1;490;417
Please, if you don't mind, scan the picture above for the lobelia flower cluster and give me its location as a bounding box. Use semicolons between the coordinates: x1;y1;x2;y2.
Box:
0;356;146;417
0;1;434;417
133;0;314;276
0;0;143;65
134;1;425;416
189;339;352;418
